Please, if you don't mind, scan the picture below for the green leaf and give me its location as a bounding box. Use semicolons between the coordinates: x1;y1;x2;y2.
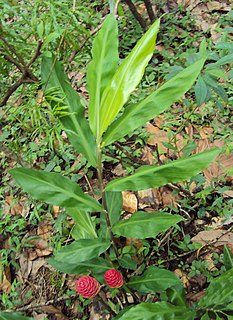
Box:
105;148;220;191
48;256;112;275
0;313;33;320
128;266;181;293
87;14;118;137
114;302;195;320
105;191;122;225
197;268;233;309
224;245;233;270
166;285;187;307
195;76;208;106
10;168;103;212
103;58;206;146
50;239;110;265
206;53;233;68
99;191;123;239
119;255;137;270
41;56;97;167
112;212;184;238
98;18;160;139
68;208;97;239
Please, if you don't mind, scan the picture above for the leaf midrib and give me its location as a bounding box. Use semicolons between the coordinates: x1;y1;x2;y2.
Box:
21;171;101;210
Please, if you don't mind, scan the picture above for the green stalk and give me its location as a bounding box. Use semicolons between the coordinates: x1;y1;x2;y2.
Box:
96;143;120;260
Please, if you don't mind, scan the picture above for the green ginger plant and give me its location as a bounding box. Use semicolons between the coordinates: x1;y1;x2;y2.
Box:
8;14;233;320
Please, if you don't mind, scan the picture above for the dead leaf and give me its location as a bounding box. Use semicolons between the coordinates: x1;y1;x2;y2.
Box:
38;221;52;240
199;126;214;139
194;140;233;182
3;196;27;216
0;266;11;293
112;164;126;176
174;268;189;288
126;238;144;250
160;186;180;208
223;190;233;198
207;1;231;11
31;258;46;276
53;205;60;217
203;253;216;271
192;229;233;247
122;191;138;213
141;146;155;164
18;252;33;279
41;305;68;320
146;123;184;155
34;314;49;320
138;188;160;209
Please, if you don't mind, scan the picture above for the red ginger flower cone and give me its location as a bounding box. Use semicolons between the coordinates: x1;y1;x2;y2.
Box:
104;269;124;288
76;276;100;299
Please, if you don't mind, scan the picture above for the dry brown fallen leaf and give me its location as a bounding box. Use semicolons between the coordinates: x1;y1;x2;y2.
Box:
112;163;126;176
41;305;68;320
192;229;233;248
194;139;233;182
0;266;11;293
138;188;160;209
31;258;46;276
141;145;155;165
18;252;33;279
146;122;184;156
3;196;29;217
207;1;231;11
174;268;190;288
122;191;138;213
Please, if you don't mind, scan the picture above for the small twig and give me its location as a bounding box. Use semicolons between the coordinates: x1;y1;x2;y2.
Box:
114;0;121;16
154;143;163;165
0;77;36;107
5;293;79;313
124;0;147;31
0;50;25;73
143;0;156;23
28;40;43;66
167;182;194;200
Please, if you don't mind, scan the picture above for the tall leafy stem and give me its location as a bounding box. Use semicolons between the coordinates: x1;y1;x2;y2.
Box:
9;14;229;319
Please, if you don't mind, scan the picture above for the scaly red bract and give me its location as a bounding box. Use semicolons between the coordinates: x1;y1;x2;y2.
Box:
104;269;124;288
76;276;100;299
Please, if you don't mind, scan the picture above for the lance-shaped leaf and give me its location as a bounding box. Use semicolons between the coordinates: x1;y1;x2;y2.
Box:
197;268;233;309
98;18;160;139
68;208;97;239
106;191;122;225
105;148;220;191
49;239;110;264
87;14;118;137
49;257;112;275
114;302;195;320
10;168;103;212
102;58;206;146
99;191;123;239
112;212;184;239
0;313;33;320
41;56;97;167
128;266;181;293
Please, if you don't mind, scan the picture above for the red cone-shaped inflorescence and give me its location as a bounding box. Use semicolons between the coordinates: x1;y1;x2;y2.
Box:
104;269;124;288
76;276;100;299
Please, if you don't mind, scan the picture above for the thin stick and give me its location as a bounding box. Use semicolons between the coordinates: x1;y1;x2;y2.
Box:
124;0;147;31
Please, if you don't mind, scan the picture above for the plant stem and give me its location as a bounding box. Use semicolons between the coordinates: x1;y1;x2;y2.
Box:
96;144;120;260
